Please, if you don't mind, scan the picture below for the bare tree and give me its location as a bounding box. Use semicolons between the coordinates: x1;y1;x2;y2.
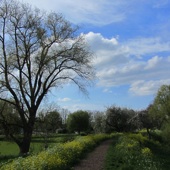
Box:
0;0;94;154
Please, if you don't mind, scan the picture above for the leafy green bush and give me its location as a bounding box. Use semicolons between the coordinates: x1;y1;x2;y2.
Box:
127;133;147;145
161;123;170;144
104;134;162;170
1;134;110;170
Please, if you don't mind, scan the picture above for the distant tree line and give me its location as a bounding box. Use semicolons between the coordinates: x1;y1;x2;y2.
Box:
1;84;170;153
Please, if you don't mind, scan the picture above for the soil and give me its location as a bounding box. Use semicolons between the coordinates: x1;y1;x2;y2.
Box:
73;139;112;170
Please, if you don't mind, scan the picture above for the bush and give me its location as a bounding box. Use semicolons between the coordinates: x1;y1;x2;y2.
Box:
1;134;110;170
127;133;147;145
104;134;162;170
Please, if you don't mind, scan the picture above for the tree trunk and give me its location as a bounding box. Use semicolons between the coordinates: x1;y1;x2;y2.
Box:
146;128;151;140
18;128;33;155
78;130;81;135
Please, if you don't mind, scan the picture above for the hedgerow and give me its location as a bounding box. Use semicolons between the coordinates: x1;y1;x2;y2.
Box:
0;134;110;170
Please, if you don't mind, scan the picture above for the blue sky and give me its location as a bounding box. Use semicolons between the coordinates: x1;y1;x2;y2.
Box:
19;0;170;112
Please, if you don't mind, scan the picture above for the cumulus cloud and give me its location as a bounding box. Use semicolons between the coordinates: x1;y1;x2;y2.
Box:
85;32;129;68
84;32;170;96
126;37;170;57
129;79;170;96
144;56;162;70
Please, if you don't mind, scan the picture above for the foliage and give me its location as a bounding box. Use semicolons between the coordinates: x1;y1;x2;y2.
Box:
127;133;147;145
106;106;137;132
148;85;170;129
145;137;170;170
35;111;62;133
0;134;110;170
0;134;77;164
92;112;108;133
0;101;22;137
148;85;170;143
67;110;91;134
161;122;170;143
138;109;153;129
104;133;162;170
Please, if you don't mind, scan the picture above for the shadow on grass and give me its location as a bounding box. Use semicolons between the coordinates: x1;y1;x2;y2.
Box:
0;155;19;166
145;140;170;170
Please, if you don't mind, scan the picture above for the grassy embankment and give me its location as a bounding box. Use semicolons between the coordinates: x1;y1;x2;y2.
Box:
104;133;170;170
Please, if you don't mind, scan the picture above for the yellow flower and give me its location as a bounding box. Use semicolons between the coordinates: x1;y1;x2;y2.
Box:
141;147;152;156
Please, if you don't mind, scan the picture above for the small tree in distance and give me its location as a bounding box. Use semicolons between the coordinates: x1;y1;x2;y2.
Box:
0;0;94;154
148;85;170;129
67;110;90;134
92;111;107;133
106;106;137;132
0;101;22;137
35;110;62;134
148;85;170;142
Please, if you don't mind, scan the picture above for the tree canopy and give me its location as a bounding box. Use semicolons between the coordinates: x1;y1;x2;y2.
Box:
106;106;137;132
0;0;94;154
148;85;170;129
67;110;90;134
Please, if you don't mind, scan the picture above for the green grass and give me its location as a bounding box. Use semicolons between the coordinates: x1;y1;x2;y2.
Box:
104;134;122;170
0;134;77;164
145;140;170;170
104;133;170;170
0;141;19;165
0;141;19;155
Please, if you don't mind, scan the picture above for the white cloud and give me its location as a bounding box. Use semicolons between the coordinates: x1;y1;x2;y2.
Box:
57;98;71;102
62;103;105;112
129;79;170;96
85;32;129;69
18;0;133;26
84;32;170;96
103;88;112;93
144;56;162;70
18;0;170;27
126;37;170;57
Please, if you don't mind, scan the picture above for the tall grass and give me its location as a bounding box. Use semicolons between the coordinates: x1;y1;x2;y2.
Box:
104;133;163;170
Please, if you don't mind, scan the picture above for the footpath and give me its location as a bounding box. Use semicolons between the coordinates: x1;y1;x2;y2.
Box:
73;139;113;170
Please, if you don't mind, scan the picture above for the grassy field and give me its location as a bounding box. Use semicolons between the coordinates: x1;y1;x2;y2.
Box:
0;134;76;164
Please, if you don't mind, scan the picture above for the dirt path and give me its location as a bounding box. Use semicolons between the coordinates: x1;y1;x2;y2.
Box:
73;139;113;170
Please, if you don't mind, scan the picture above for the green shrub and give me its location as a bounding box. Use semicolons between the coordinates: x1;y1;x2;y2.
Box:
1;134;110;170
161;123;170;144
127;133;147;145
104;134;162;170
